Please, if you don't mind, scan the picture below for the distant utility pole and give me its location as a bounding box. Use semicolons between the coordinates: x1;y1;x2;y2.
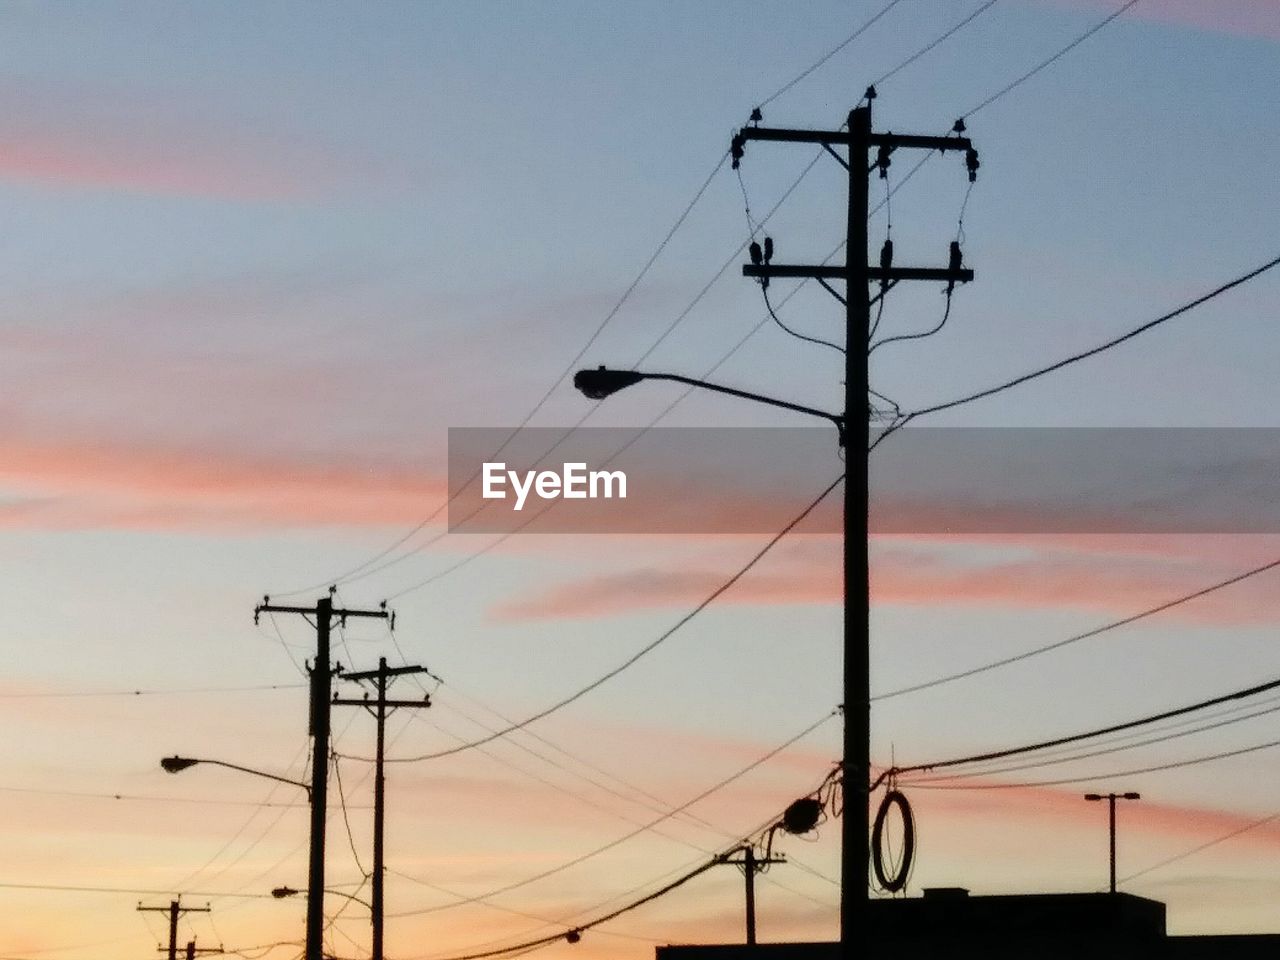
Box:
178;941;224;960
718;845;786;944
334;656;432;960
137;899;210;960
254;591;391;960
734;91;977;951
1084;791;1141;893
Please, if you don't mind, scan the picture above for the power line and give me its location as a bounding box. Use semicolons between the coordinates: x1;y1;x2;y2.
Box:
1118;808;1280;886
0;881;273;899
342;474;842;764
896;253;1280;424
909;735;1280;791
417;764;841;960
874;557;1280;700
908;699;1280;784
374;0;1142;601
277;5;910;600
0;682;306;699
961;0;1143;119
870;0;1000;88
757;0;905;108
878;671;1280;786
385;709;838;918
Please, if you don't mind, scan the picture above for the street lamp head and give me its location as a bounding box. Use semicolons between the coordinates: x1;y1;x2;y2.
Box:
573;366;644;400
1123;792;1141;800
271;886;300;899
1084;793;1103;801
160;756;199;774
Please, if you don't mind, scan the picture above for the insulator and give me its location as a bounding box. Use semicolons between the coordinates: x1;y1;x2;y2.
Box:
876;143;892;178
966;147;980;182
763;236;773;264
864;84;877;101
949;240;962;272
731;133;745;170
880;238;894;272
565;930;581;945
953;118;966;134
749;107;762;124
749;241;763;266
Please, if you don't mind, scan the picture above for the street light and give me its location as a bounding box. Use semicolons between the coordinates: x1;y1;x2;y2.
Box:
574;364;862;925
272;886;373;913
572;367;846;438
160;756;311;796
1084;791;1141;893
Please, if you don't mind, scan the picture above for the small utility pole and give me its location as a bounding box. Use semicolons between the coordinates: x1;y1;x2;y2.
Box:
1085;791;1141;893
334;656;432;960
137;899;209;960
178;941;223;960
255;591;391;960
733;93;977;953
718;845;786;944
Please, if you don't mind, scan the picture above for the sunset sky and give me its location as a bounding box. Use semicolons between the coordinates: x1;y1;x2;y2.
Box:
3;2;1280;959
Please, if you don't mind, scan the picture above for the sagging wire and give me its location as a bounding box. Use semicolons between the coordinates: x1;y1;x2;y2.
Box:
763;284;846;356
331;754;369;879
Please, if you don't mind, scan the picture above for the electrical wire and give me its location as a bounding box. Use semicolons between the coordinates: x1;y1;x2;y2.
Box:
875;671;1280;787
870;0;1000;89
417;763;842;960
960;0;1143;119
868;289;953;354
874;556;1280;701
275;3;912;600
757;0;904;108
331;755;369;878
1118;808;1280;886
385;708;838;917
892;253;1280;426
763;284;845;355
0;682;306;699
909;735;1280;791
344;474;842;763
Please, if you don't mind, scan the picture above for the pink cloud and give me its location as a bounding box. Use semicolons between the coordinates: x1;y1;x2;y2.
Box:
0;433;447;531
491;535;1280;625
1041;0;1280;43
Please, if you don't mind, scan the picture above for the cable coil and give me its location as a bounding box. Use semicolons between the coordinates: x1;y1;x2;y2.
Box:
871;789;915;893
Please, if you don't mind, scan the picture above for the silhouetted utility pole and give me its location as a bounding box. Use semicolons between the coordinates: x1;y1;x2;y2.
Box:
1085;791;1141;893
718;846;786;944
177;941;223;960
334;656;432;960
255;591;390;960
734;95;976;951
137;899;210;960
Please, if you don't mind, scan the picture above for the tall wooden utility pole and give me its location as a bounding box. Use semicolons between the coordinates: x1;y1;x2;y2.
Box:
735;93;977;952
255;592;390;960
335;656;432;960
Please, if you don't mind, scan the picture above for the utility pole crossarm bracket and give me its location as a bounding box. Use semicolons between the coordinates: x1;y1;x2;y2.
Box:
740;127;971;153
332;698;431;708
339;664;430;682
743;264;973;284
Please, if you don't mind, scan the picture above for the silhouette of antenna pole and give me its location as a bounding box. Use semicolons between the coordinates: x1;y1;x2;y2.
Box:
735;97;976;953
254;591;390;960
1085;791;1141;893
334;656;432;960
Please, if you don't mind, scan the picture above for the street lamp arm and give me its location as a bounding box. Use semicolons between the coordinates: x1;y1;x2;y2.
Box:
574;366;844;436
161;756;311;796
